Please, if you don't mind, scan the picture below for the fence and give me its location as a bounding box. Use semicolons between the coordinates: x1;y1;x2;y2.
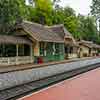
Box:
0;56;34;66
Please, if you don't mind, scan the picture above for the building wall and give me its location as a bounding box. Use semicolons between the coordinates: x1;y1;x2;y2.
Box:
42;43;65;62
34;42;40;56
65;45;78;59
33;42;65;63
79;45;89;57
90;49;98;56
68;54;78;59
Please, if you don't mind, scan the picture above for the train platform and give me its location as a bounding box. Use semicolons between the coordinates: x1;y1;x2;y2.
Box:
0;57;96;73
19;67;100;100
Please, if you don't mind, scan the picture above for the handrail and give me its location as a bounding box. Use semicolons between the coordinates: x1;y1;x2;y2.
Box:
0;56;33;66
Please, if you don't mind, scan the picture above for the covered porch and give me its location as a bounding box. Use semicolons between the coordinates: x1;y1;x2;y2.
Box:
78;40;100;57
91;44;100;56
0;35;33;66
34;42;65;63
64;37;78;59
65;44;78;59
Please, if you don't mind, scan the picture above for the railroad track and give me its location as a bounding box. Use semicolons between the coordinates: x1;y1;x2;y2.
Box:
0;62;100;100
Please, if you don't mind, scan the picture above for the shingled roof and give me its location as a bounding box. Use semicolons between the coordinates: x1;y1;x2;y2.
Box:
0;35;32;45
48;24;76;44
78;40;100;49
15;21;64;43
48;25;73;38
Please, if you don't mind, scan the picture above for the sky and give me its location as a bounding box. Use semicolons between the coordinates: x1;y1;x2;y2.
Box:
59;0;92;15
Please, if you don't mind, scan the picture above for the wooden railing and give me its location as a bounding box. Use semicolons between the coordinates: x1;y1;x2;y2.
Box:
0;56;34;66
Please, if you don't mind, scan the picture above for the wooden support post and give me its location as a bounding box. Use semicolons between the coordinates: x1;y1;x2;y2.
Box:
16;44;19;57
30;45;33;63
16;44;19;65
34;42;40;56
53;43;55;55
30;45;32;56
44;42;47;56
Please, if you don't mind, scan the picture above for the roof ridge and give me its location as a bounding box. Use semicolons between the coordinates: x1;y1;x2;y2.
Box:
23;20;43;27
49;24;64;28
23;21;62;36
81;40;93;44
44;26;65;39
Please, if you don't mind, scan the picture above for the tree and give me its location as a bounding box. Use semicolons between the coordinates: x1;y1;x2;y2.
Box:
52;7;64;24
91;0;100;18
91;0;100;32
63;7;79;38
64;16;78;38
0;0;27;34
63;7;76;17
29;0;53;25
27;0;34;6
53;0;60;9
51;6;79;39
77;14;98;42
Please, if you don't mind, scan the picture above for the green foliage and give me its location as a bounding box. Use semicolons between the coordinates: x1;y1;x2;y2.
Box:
28;0;53;25
64;16;78;36
52;7;65;24
77;15;98;42
63;7;76;17
91;0;100;18
52;6;79;38
91;0;100;44
0;0;27;34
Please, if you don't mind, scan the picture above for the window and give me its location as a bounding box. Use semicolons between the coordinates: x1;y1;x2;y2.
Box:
55;43;64;55
18;44;24;56
46;43;53;55
0;44;16;57
40;42;45;56
18;44;30;56
55;43;60;54
24;44;30;56
6;44;16;57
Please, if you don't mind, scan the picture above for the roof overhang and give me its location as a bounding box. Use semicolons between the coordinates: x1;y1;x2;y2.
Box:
0;35;33;45
15;21;64;43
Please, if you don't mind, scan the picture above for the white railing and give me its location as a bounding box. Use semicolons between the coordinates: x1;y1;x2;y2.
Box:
68;53;78;59
0;56;34;66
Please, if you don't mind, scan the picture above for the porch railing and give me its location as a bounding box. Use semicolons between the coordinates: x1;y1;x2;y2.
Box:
68;53;78;59
0;56;34;66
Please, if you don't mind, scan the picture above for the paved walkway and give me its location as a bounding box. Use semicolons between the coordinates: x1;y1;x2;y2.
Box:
0;57;94;73
19;67;100;100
